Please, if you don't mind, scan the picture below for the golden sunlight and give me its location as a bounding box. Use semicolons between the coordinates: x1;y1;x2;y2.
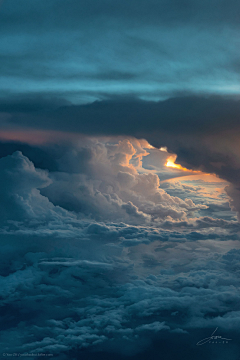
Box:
165;155;202;173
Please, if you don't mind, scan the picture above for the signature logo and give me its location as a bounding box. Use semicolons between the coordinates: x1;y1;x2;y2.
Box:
196;327;232;346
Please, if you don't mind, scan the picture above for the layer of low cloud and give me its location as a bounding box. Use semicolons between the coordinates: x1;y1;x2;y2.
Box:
0;138;239;359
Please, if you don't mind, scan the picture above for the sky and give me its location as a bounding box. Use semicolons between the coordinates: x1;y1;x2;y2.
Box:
1;1;240;359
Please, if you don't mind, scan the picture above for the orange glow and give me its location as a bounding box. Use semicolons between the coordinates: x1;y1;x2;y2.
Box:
159;146;168;152
0;130;83;144
163;173;223;183
166;156;184;170
145;143;155;149
165;155;202;173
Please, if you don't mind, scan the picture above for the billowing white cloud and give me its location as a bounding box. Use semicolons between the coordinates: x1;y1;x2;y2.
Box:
38;138;207;224
0;151;75;225
0;137;239;359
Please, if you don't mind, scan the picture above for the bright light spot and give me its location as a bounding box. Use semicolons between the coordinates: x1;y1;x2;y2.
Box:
166;156;183;169
165;155;186;170
160;146;168;152
165;155;202;173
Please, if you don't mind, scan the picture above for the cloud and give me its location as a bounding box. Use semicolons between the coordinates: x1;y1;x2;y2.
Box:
2;96;240;221
3;138;239;234
1;96;240;135
225;184;240;221
1;241;240;357
36;138;207;224
2;1;240;358
0;144;239;358
2;95;240;220
1;1;240;103
0;149;78;225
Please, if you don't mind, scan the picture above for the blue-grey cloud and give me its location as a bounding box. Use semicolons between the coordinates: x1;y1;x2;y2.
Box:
0;144;239;359
2;1;240;357
1;1;240;101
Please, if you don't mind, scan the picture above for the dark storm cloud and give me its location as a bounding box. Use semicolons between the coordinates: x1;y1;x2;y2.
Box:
1;0;240;101
0;141;59;171
2;0;240;31
1;95;240;179
2;95;240;217
2;95;240;135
